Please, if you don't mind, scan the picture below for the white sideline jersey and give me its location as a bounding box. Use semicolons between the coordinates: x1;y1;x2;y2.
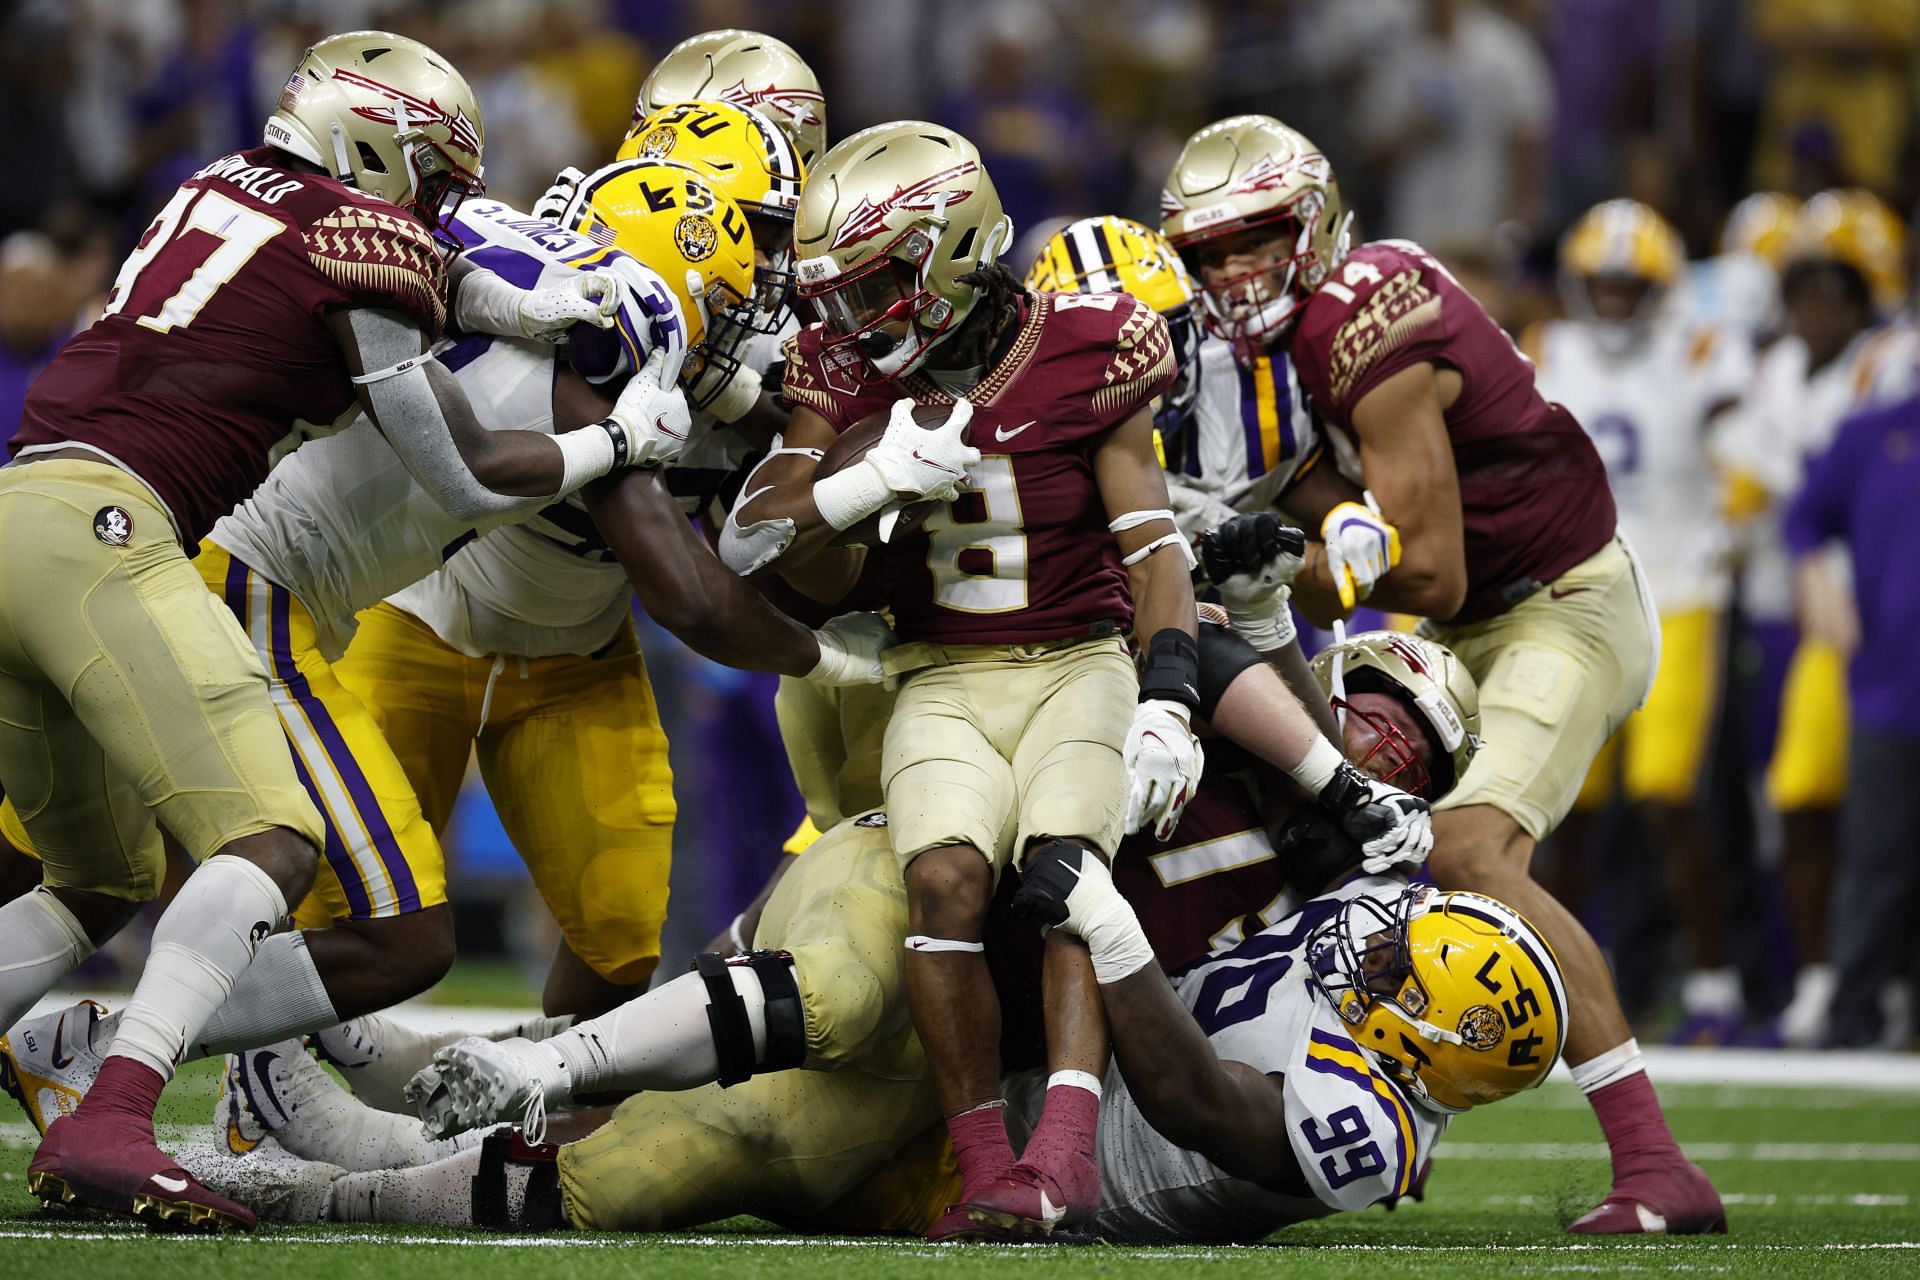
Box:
392;314;795;659
207;199;683;660
1164;337;1320;536
1530;317;1752;613
1675;251;1781;349
1038;876;1445;1244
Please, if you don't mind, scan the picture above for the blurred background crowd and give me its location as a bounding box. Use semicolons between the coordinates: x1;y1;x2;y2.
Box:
2;0;1916;1050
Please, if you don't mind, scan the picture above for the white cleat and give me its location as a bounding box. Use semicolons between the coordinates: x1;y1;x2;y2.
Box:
1;999;109;1134
172;1140;345;1223
217;1041;327;1156
411;1036;568;1141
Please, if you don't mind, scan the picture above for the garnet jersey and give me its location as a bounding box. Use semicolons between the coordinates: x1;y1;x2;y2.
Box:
14;148;446;547
782;290;1175;644
1287;240;1617;623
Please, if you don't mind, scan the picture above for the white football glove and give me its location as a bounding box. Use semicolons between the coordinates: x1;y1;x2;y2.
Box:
1197;512;1308;651
1296;742;1432;873
531;166;585;223
1011;842;1154;984
604;348;691;468
1321;494;1401;610
806;610;896;685
813;398;980;530
513;272;621;342
1166;476;1241;540
1123;698;1205;841
410;1036;569;1143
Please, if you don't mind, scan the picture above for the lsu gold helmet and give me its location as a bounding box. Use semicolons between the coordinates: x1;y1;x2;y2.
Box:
1720;192;1800;267
1161;115;1349;346
1788;188;1909;315
1310;630;1481;801
265;31;484;244
1309;886;1567;1113
793;121;1013;381
1558;199;1686;345
635;30;827;169
561;160;755;375
1027;215;1201;437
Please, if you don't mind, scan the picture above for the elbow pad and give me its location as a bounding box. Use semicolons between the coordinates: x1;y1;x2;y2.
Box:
719;508;797;575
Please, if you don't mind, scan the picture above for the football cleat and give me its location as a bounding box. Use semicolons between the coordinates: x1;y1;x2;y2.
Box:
965;1158;1099;1239
30;1110;255;1232
413;1036;568;1141
927;1202;1029;1243
217;1041;333;1156
1569;1157;1727;1235
172;1140;344;1224
1;999;109;1135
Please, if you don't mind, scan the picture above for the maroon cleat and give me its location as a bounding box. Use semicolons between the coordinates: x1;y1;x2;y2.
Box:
30;1111;256;1233
927;1202;1026;1243
965;1156;1099;1238
1568;1157;1727;1235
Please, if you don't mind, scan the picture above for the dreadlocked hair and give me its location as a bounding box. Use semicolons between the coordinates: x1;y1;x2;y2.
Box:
957;261;1027;324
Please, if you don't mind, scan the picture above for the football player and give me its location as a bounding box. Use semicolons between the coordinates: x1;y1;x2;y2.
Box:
1161;115;1724;1234
1676;191;1799;348
0;32;685;1231
326;101;814;1019
179;631;1502;1245
1529;200;1754;1034
0;159;894;1134
1710;189;1910;1045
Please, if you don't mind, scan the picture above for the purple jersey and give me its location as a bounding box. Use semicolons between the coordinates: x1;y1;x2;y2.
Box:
1288;240;1616;623
783;291;1175;644
14;148;446;546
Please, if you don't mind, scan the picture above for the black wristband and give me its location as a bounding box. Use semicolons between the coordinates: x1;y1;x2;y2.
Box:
598;418;630;470
1140;627;1202;713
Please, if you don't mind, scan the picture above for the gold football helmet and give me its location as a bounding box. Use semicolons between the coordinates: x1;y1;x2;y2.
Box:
1309;886;1568;1113
1161;114;1349;345
1027;215;1201;437
793;121;1013;381
1311;630;1481;801
1788;188;1909;314
1719;192;1799;267
265;31;484;243
561;160;756;373
1558;199;1686;346
634;29;827;169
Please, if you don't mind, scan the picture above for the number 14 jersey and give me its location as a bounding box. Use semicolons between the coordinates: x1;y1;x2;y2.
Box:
1091;876;1447;1243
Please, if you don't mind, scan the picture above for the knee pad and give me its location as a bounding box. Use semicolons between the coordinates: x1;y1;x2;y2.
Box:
1196;620;1266;721
695;949;807;1087
473;1127;566;1231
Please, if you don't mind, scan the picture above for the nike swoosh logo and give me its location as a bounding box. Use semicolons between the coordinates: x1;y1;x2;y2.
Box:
653;415;687;441
1548;585;1591;600
150;1174;190;1194
50;1014;73;1070
910;449;962;477
995;420;1037;443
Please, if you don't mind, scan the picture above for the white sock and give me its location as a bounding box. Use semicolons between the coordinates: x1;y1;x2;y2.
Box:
1047;1069;1104;1099
1570;1037;1645;1095
108;854;286;1080
326;1144;489;1226
186;931;338;1061
547;968;763;1096
318;1012;577;1115
0;888;92;1034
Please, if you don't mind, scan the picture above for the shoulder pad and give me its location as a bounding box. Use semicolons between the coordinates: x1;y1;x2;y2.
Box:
1309;249;1443;407
304;203;447;334
1094;296;1174;421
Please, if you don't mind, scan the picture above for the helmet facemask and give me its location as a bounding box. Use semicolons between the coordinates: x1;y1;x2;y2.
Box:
1332;678;1440;800
391;125;484;255
797;221;978;382
1184;199;1347;348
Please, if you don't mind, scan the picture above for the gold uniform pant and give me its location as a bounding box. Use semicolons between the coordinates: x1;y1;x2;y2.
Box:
0;462;322;898
1766;639;1848;811
333;602;674;985
1576;607;1721;810
1426;538;1658;841
773;675;894;833
880;635;1135;870
556;813;956;1233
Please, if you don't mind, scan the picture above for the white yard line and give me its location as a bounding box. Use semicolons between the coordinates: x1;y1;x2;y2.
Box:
1437;1142;1920;1161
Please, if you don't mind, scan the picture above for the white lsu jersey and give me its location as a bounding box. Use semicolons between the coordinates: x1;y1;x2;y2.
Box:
1165;336;1320;536
208;199;683;660
391;311;796;660
1530;316;1752;612
1043;876;1445;1244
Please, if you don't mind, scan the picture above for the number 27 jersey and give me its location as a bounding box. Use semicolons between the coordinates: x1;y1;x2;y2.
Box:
1093;876;1447;1243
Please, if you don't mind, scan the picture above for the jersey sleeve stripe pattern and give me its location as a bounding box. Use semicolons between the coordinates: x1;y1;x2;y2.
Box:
1327;269;1442;406
1090;301;1175;418
1236;352;1295;477
1305;1028;1416;1198
304;207;447;332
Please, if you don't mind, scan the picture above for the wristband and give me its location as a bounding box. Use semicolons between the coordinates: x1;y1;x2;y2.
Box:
1139;628;1201;713
1288;735;1345;796
552;423;617;495
812;459;893;531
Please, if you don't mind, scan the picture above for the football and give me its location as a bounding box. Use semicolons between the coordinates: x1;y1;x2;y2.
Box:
817;402;960;546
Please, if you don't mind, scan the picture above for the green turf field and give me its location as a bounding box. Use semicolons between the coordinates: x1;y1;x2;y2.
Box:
5;980;1916;1278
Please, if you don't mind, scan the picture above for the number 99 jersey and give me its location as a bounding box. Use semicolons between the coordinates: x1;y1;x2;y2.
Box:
1090;876;1446;1243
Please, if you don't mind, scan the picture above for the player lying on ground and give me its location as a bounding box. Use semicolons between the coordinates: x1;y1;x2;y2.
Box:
174;626;1509;1243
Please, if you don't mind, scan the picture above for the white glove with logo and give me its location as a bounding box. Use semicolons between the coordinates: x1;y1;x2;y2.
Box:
1321;495;1401;610
605;348;691;468
513;273;621;342
1123;699;1205;840
1289;737;1432;873
1197;512;1307;651
813;398;981;530
1011;842;1155;984
532;166;586;223
806;611;896;685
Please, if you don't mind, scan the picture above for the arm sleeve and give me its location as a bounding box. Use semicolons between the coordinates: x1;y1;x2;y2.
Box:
1782;411;1868;556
